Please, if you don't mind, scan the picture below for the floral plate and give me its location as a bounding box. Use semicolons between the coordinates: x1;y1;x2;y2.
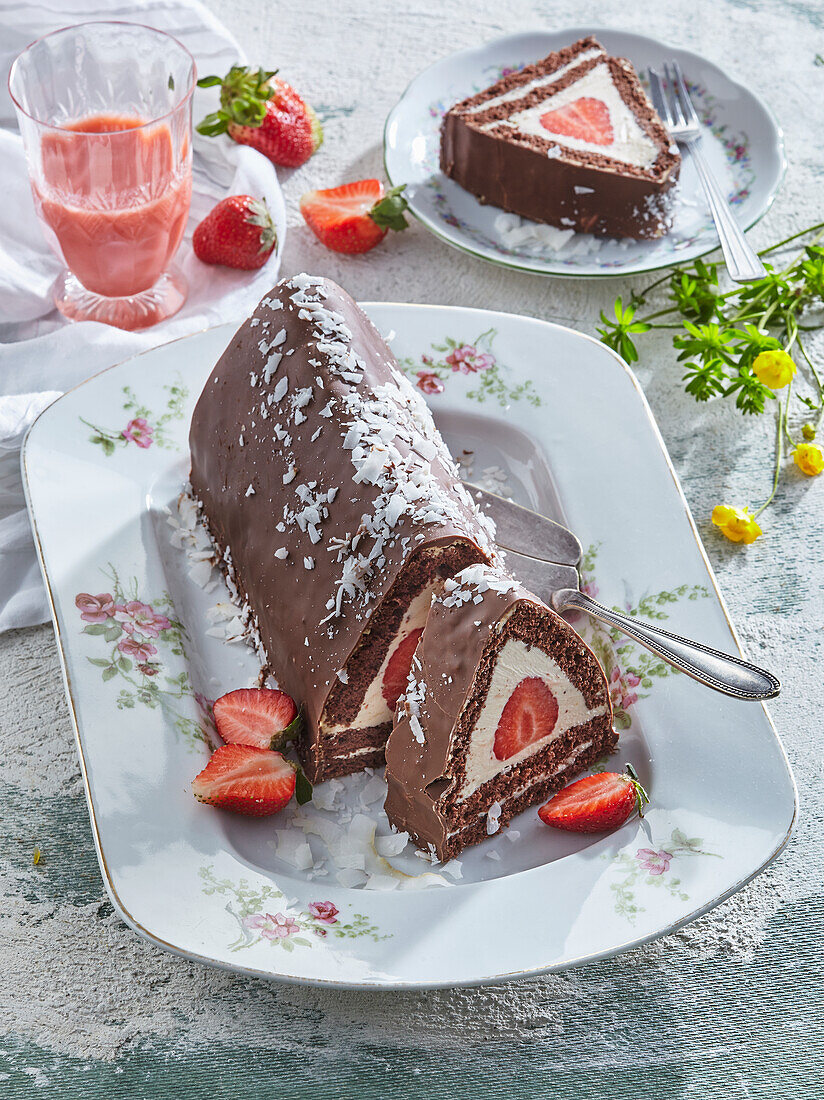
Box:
22;305;796;988
384;28;785;277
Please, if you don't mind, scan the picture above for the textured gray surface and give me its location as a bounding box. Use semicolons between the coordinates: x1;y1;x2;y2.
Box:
2;0;823;1095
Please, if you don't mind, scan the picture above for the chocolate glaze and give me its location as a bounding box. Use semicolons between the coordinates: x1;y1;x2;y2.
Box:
440;38;680;239
384;565;616;860
189;276;495;782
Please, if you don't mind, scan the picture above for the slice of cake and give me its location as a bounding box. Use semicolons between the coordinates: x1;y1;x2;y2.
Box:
189;276;496;783
384;565;615;860
440;36;680;239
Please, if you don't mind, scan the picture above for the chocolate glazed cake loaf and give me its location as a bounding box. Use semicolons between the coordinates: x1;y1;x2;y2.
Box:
189;275;496;783
384;565;615;860
441;36;680;239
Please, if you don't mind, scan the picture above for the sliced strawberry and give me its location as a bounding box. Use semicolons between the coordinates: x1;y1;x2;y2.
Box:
381;626;424;709
493;677;559;760
192;744;296;816
213;687;300;750
540;96;613;145
538;765;649;833
300;180;408;254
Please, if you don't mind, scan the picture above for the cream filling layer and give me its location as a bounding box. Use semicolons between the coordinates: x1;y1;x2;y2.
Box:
484;62;658;169
448;738;594;837
459;638;606;799
464;47;606;114
322;584;437;736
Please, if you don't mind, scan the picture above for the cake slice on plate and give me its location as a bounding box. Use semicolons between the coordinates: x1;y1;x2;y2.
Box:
440;36;680;239
189;276;495;783
384;565;615;860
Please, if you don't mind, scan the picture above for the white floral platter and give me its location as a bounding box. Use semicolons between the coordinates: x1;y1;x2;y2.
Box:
23;304;796;989
384;29;785;277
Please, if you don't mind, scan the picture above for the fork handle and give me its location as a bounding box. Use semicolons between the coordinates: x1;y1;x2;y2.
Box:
551;588;780;701
684;138;766;283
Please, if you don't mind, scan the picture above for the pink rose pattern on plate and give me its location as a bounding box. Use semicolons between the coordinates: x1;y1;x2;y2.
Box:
398;328;541;407
75;563;209;750
81;376;187;456
199;867;386;951
606;829;722;923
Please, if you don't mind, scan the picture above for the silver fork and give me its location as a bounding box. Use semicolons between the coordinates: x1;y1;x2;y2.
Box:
649;61;765;283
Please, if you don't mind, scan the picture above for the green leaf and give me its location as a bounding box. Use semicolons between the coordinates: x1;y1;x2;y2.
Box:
281;938;294;952
196;111;230;137
270;707;305;751
102;666;118;682
196;74;225;88
294;767;313;805
118;658;132;672
83;623;108;635
104;623;122;642
101;437;116;456
87;657;111;667
369;185;409;232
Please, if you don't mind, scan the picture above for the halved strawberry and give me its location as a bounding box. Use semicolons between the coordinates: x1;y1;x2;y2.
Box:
538;765;649;833
299;180;408;254
192;744;296;816
540;96;613;145
493;677;559;760
381;627;424;709
213;687;301;751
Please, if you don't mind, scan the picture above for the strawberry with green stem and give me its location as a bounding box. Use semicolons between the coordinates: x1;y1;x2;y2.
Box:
197;66;322;168
193;195;277;270
300;179;409;254
538;764;649;833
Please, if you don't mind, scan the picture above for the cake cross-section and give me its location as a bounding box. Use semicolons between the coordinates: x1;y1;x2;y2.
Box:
384;565;616;860
440;36;680;239
189;276;496;783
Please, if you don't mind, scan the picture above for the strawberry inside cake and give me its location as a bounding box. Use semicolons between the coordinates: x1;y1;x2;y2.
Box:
440;36;680;239
384;565;616;860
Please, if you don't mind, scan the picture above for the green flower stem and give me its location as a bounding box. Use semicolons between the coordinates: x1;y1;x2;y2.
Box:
753;387;791;519
79;417;121;441
758;221;824;256
782;379;796;449
796;333;824;431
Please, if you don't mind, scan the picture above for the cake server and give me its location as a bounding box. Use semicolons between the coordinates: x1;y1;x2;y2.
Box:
467;484;780;701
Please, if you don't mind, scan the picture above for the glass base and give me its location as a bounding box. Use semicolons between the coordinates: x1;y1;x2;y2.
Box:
53;267;188;331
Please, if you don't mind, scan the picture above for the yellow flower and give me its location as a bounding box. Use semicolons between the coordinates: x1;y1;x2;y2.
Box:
752;349;796;389
793;442;824;477
711;504;763;544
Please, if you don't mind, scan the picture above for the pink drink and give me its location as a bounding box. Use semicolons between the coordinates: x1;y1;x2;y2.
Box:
37;113;191;298
10;23;195;329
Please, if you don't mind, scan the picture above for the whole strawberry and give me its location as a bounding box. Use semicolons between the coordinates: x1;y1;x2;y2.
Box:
300;179;409;254
197;66;323;168
193;195;277;270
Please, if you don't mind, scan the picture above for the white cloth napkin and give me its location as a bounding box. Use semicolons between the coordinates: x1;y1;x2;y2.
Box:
0;0;287;633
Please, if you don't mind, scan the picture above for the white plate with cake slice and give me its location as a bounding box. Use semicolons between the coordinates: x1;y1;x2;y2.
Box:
23;292;795;988
384;28;785;277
